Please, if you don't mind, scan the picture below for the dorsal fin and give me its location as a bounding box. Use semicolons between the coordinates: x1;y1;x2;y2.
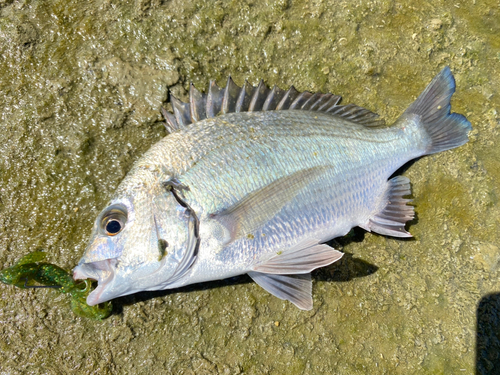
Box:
249;80;271;112
262;85;286;111
222;76;240;114
189;83;206;122
161;78;385;132
276;86;300;110
235;80;257;112
206;80;223;118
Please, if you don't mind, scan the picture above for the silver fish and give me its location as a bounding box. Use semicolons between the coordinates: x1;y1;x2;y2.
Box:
73;67;471;310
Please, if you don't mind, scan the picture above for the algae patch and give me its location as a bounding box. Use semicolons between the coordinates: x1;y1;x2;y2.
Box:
0;251;112;320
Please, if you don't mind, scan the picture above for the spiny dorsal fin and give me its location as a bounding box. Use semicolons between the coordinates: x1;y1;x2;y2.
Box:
222;76;240;114
249;80;271;112
235;80;257;112
170;95;191;128
161;107;179;133
189;83;206;123
206;80;223;118
262;85;285;111
161;77;385;132
276;86;300;110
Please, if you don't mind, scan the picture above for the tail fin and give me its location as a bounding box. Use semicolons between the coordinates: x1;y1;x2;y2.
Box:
403;66;472;154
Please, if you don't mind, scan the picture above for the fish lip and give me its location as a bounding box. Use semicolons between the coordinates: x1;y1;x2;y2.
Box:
73;259;116;306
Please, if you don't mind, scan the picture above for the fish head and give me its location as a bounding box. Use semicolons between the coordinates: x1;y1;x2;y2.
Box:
73;174;196;306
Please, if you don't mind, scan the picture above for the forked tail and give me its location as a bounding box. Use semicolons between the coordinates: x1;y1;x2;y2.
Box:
401;66;472;154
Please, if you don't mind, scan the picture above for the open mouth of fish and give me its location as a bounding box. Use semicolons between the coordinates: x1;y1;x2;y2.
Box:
73;259;116;306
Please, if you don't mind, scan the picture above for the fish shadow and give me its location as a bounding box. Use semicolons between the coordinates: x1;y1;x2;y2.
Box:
111;228;379;314
316;227;379;282
476;293;500;374
312;251;378;283
112;274;255;313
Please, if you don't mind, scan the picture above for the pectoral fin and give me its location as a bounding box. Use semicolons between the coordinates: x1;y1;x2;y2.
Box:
211;167;328;242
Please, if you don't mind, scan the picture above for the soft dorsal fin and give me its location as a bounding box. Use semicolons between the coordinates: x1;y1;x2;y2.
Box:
161;77;385;132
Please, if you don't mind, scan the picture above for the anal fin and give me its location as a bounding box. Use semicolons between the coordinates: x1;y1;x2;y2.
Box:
365;176;414;238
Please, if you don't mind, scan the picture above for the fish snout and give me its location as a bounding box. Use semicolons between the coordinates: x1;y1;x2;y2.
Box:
72;259;117;306
73;259;115;281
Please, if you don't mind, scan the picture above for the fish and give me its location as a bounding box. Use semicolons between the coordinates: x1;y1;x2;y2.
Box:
73;67;471;310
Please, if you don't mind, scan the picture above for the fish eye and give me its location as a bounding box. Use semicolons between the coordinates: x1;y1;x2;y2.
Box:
99;204;128;236
105;219;122;235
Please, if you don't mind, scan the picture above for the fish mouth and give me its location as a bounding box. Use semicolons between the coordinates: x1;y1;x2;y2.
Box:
73;259;117;306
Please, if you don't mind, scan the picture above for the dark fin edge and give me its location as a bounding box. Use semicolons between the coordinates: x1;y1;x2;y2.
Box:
365;176;415;238
161;78;385;132
401;66;472;154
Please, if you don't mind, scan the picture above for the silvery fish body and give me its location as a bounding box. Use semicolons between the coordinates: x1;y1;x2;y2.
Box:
73;67;471;310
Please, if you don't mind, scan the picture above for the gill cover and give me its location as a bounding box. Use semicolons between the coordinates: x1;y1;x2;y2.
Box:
73;180;200;305
150;180;200;287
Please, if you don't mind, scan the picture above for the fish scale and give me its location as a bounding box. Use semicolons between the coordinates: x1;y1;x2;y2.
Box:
73;67;471;310
178;111;408;217
201;159;390;273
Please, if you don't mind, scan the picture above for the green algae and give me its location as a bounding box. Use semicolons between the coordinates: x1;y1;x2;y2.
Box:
0;251;112;320
0;0;499;373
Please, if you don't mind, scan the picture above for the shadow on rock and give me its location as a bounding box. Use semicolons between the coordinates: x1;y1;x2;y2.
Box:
313;252;378;283
112;274;255;312
477;293;500;375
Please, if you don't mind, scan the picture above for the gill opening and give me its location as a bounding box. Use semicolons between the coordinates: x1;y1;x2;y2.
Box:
153;179;200;285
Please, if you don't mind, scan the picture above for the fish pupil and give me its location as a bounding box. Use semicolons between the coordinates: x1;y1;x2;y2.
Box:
106;219;122;234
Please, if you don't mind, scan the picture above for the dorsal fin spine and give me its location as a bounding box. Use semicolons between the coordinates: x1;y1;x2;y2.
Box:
222;76;239;114
290;91;312;109
189;83;206;123
171;95;190;128
161;107;178;133
276;86;299;110
235;80;250;112
206;80;222;118
318;95;341;111
163;77;386;131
